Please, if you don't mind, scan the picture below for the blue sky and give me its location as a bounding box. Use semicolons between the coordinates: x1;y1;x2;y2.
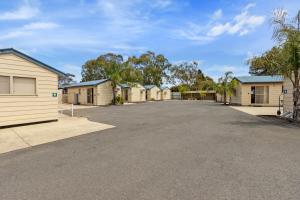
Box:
0;0;299;82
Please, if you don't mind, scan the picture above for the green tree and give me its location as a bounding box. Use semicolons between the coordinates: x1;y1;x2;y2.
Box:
170;61;215;90
170;61;199;86
128;51;171;86
81;53;142;104
248;9;300;119
215;71;237;105
248;47;284;75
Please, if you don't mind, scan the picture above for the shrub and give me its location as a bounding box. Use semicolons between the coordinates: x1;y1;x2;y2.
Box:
115;95;124;105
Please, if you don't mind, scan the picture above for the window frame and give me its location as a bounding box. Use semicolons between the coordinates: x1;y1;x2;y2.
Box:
0;75;11;95
251;85;269;105
0;74;38;96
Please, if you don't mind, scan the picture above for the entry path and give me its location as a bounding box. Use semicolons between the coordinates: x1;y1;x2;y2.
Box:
0;101;300;200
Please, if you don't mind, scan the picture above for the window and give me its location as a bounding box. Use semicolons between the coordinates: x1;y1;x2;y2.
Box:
0;75;10;94
251;86;269;104
13;77;36;95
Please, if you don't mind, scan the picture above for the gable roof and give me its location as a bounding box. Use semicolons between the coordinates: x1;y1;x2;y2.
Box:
118;83;130;88
234;76;284;84
160;86;169;90
144;85;157;90
118;83;145;89
64;79;110;88
0;48;66;76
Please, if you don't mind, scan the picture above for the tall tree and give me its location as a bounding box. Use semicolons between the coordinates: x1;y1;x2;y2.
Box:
215;71;237;105
128;51;171;86
81;53;142;104
170;61;214;90
248;9;300;119
170;61;199;87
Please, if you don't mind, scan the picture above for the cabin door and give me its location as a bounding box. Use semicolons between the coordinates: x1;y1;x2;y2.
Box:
87;88;94;104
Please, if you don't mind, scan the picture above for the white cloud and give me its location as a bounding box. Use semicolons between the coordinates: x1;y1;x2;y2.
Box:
23;22;60;30
244;3;256;10
0;21;59;41
207;22;231;37
209;4;265;37
176;3;265;44
175;23;214;44
212;9;223;20
0;30;33;40
0;0;39;20
152;0;173;9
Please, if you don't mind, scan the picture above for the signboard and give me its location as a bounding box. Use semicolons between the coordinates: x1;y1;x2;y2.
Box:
52;92;58;97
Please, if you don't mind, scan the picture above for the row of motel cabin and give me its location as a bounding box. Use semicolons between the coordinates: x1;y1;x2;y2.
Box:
0;48;298;127
61;82;172;105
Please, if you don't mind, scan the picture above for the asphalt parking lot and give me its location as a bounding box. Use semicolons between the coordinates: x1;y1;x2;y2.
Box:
0;101;300;200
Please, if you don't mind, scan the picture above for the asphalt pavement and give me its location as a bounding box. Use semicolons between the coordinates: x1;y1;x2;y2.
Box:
0;101;300;200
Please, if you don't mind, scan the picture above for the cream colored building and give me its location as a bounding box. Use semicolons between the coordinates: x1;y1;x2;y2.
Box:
282;76;300;115
116;83;146;103
65;79;113;106
283;77;294;113
144;85;161;101
0;48;65;127
160;87;171;100
231;76;283;106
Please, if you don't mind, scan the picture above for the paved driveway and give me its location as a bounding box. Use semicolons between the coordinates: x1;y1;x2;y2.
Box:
0;101;300;200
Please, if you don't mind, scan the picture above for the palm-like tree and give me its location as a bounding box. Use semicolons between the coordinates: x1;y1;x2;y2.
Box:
272;9;300;119
215;71;237;105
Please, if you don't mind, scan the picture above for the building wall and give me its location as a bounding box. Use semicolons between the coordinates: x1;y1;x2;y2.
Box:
161;89;171;100
67;81;113;106
58;89;63;104
130;84;146;102
147;86;161;100
67;86;96;105
231;82;282;106
231;82;242;105
96;81;113;105
283;77;295;113
0;53;59;127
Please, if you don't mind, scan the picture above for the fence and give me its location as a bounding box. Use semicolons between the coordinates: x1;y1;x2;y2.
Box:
171;92;181;100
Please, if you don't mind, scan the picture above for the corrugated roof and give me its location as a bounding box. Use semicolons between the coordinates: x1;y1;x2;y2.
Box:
160;86;169;90
0;48;66;76
234;76;284;83
64;79;109;88
144;85;157;90
119;83;130;88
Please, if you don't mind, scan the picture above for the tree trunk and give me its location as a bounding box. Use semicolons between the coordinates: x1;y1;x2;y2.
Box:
223;91;227;105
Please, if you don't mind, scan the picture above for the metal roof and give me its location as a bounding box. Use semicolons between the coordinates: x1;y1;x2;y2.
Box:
234;76;284;84
0;48;66;76
118;83;130;88
160;86;170;90
64;79;110;88
144;85;157;90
